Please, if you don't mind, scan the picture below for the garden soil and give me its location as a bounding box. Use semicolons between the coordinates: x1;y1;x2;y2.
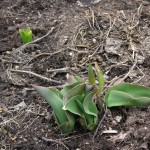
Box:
0;0;150;149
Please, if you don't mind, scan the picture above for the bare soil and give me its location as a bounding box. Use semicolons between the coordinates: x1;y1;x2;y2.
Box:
0;0;150;149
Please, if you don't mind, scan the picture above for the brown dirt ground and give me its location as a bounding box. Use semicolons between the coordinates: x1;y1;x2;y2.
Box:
0;0;150;149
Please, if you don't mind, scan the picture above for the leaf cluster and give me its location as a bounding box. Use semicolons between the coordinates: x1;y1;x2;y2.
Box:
33;63;150;133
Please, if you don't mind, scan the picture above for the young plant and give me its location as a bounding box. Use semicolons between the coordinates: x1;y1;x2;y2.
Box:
33;63;103;133
19;27;33;44
33;63;150;133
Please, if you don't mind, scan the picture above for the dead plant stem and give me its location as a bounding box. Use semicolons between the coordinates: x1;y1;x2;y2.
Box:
11;69;61;84
42;137;69;150
93;108;108;139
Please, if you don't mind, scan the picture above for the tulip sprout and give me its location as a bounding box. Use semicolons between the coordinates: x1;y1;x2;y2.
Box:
33;63;150;133
19;27;33;44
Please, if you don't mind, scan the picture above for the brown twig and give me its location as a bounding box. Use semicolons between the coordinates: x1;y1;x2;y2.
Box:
67;47;89;53
117;56;137;84
105;13;118;38
41;137;69;150
27;49;66;64
27;47;87;64
16;116;39;135
11;69;61;84
93;108;108;139
47;67;70;73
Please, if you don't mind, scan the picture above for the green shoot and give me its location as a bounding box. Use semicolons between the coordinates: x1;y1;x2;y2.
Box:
19;27;33;44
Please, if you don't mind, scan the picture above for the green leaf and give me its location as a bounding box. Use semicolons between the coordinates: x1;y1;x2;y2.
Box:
95;63;104;93
72;96;98;131
83;91;98;130
63;83;86;109
60;82;82;96
74;76;84;82
59;111;75;134
64;95;84;116
33;85;75;133
50;88;63;99
105;83;150;107
33;86;67;124
88;64;96;85
83;102;98;129
83;91;98;117
62;83;98;131
70;98;91;129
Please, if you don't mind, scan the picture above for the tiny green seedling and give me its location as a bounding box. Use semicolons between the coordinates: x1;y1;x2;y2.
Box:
19;27;33;44
33;63;150;133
